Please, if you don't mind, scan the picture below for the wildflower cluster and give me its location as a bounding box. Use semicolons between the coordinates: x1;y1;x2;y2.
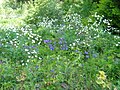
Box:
43;38;68;51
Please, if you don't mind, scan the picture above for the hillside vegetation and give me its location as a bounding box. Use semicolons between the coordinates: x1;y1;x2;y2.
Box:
0;0;120;89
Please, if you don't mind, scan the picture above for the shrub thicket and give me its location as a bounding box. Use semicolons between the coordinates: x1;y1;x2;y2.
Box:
25;0;63;27
96;0;120;34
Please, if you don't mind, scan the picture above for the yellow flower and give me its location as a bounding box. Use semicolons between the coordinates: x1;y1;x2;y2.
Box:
96;71;111;89
98;71;106;80
96;79;105;85
99;71;105;75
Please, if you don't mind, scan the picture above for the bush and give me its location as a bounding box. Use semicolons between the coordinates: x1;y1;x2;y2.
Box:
1;0;22;9
96;0;120;34
25;0;63;26
61;0;96;17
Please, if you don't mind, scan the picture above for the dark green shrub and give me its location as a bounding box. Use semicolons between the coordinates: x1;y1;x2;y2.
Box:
61;0;96;17
92;0;100;3
96;0;120;34
16;0;29;2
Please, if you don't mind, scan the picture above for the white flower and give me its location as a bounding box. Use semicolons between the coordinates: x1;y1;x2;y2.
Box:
32;40;35;43
27;60;29;62
22;63;24;66
29;35;33;38
35;37;38;41
25;49;29;52
38;42;41;45
69;44;72;47
116;44;118;46
10;41;13;45
27;52;30;54
73;43;76;46
25;63;28;65
39;57;42;60
28;56;31;58
35;55;37;58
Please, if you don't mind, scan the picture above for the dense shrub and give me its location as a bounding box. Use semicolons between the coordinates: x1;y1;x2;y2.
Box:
25;0;63;26
61;0;97;17
96;0;120;34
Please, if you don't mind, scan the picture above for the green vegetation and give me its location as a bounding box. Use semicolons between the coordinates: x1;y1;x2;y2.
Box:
96;0;120;34
0;0;120;89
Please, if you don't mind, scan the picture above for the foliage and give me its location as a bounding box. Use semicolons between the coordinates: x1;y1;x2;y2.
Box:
61;0;97;17
1;0;21;9
0;0;120;89
96;0;120;34
25;0;63;26
25;0;97;26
